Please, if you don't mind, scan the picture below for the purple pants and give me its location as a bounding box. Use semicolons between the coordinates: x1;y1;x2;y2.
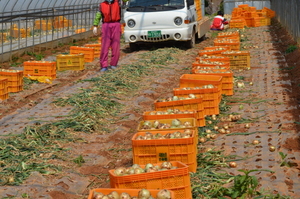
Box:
100;22;121;68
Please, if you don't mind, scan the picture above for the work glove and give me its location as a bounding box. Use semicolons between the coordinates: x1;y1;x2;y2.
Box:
93;26;98;36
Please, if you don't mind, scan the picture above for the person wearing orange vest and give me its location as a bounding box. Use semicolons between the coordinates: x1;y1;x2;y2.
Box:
210;11;229;31
93;0;122;72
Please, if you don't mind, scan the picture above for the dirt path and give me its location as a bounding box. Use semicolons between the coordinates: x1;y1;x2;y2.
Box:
0;19;300;199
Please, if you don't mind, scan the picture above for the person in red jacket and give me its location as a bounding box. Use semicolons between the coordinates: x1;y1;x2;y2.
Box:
93;0;122;72
210;11;229;31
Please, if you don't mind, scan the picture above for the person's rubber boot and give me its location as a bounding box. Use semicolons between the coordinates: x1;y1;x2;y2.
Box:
100;67;108;72
110;66;117;70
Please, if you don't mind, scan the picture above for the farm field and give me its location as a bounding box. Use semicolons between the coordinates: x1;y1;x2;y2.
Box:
0;18;300;199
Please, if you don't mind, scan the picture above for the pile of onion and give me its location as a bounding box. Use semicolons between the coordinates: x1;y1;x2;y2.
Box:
93;189;172;199
141;119;192;130
113;162;177;176
156;95;197;102
136;129;192;140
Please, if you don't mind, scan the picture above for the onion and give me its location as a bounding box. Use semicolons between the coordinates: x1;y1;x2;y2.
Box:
171;119;181;127
252;140;260;145
206;129;211;134
184;129;192;136
108;191;120;199
199;137;206;143
157;189;171;199
161;162;172;170
172;96;179;101
229;162;237;168
131;164;140;169
188;94;196;99
138;189;151;199
269;146;276;152
114;167;126;176
153;120;160;128
210;134;217;139
244;123;250;129
93;192;105;199
145;163;154;171
134;168;145;174
219;128;226;134
102;196;110;199
173;131;182;138
120;192;131;199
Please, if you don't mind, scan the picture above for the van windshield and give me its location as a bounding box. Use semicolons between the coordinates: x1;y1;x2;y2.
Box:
128;0;185;11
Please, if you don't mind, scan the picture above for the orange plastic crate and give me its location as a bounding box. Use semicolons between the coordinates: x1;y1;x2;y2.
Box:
132;130;197;172
199;47;229;57
229;18;246;29
0;70;24;93
262;7;275;18
174;87;220;116
192;64;230;74
256;9;267;17
88;188;175;199
221;51;251;70
9;85;23;93
195;56;230;64
0;78;9;100
70;46;94;62
154;98;204;120
238;4;250;10
255;17;271;26
217;31;240;38
109;161;192;199
23;61;56;79
204;46;232;51
192;70;233;96
143;110;205;127
84;43;101;57
192;61;230;71
56;54;85;71
180;74;222;91
137;118;197;132
214;38;240;51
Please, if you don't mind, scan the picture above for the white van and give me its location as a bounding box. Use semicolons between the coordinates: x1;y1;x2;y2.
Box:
123;0;210;51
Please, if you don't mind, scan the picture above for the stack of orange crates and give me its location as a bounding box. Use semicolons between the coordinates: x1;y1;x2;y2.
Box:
221;50;251;70
109;161;192;199
23;61;56;79
53;16;72;29
70;46;95;62
35;20;52;31
88;188;175;199
84;43;101;57
10;25;31;38
143;109;205;127
0;70;24;93
230;4;274;28
0;78;9;100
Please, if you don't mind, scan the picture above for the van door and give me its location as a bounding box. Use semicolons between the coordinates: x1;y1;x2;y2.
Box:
187;0;196;23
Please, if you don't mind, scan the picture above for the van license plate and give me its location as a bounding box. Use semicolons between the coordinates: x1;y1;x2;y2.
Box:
148;30;161;38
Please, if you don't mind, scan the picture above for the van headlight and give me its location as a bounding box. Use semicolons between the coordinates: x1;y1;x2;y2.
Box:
174;17;183;26
127;19;136;28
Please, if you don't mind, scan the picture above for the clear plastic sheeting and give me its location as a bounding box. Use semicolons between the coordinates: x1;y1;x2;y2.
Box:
0;0;101;62
224;0;271;15
271;0;300;44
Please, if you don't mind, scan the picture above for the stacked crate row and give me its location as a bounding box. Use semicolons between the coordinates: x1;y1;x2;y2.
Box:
230;4;275;29
0;69;24;94
0;38;102;101
89;27;254;199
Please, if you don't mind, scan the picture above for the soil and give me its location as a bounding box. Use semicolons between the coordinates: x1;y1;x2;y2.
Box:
0;17;300;199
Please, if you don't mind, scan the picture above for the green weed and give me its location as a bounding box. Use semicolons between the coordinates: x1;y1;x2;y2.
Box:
285;45;297;54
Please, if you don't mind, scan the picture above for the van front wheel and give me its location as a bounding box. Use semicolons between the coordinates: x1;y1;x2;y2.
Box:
185;30;195;48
